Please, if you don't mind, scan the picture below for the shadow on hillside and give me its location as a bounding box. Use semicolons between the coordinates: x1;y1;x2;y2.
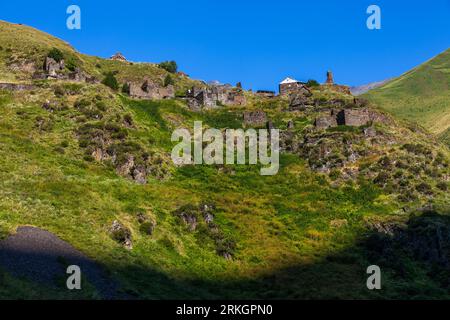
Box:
1;211;450;299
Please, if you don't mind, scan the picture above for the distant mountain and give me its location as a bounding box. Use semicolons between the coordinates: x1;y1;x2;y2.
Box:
364;48;450;141
350;79;391;96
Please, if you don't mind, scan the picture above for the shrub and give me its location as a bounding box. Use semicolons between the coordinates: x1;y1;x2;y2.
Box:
306;79;320;87
54;146;65;154
83;155;95;162
437;181;448;191
47;48;64;63
65;57;78;71
401;143;432;156
123;114;133;126
373;172;389;186
54;86;65;97
415;182;433;194
163;74;174;87
158;60;178;73
139;221;155;235
74;98;91;109
96;101;107;111
101;72;119;91
122;83;130;94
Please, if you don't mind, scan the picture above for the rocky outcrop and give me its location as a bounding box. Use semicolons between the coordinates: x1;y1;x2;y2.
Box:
173;203;236;259
174;205;199;231
116;155;135;177
68;68;98;83
44;57;65;78
243;111;267;126
8;60;36;74
126;80;175;100
109;220;132;249
0;83;35;91
289;91;314;110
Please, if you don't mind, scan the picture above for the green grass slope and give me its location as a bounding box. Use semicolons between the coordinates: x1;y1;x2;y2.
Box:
364;49;450;138
0;20;450;299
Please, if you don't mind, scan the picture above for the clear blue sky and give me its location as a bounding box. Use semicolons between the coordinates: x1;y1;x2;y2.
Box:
1;0;449;91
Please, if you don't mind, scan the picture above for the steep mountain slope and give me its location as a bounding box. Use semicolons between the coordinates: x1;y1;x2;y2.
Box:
364;49;450;139
0;21;450;299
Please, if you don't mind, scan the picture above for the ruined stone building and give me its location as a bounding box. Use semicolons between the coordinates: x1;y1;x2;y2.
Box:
279;77;309;96
314;108;385;130
322;70;351;95
255;90;276;98
125;79;175;100
186;85;246;110
110;52;127;62
326;70;334;84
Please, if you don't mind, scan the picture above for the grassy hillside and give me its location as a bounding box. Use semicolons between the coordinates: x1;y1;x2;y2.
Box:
0;20;450;299
364;49;450;139
0;20;200;94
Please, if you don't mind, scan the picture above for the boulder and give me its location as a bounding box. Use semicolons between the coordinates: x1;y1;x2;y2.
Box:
109;220;132;249
132;165;147;185
363;126;377;137
200;203;215;224
116;155;135;176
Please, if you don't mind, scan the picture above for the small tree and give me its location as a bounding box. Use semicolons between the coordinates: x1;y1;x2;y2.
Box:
158;60;178;73
306;79;320;87
163;74;174;87
122;82;130;94
47;48;64;62
102;72;119;91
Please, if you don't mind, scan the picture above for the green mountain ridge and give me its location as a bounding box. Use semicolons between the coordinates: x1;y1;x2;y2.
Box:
0;20;450;299
364;48;450;142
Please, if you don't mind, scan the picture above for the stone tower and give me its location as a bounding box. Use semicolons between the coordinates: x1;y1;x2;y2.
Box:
326;70;334;84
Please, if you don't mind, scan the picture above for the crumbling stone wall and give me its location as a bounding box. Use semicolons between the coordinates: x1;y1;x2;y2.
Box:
256;90;276;98
127;79;175;100
44;57;65;79
315;113;338;129
243;111;267;126
314;108;388;129
337;109;371;126
280;83;311;96
187;85;246;110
